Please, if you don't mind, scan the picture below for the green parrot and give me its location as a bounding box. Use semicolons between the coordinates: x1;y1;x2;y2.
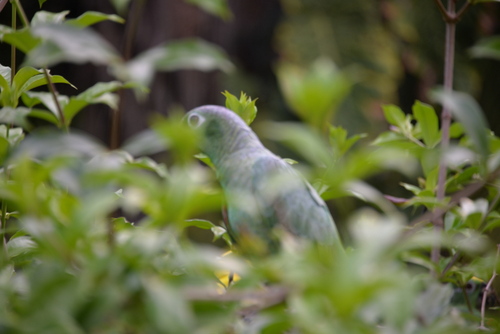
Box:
186;105;341;252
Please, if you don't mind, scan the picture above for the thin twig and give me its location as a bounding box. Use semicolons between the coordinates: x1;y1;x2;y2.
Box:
12;0;28;27
12;0;67;130
479;244;499;330
10;4;16;84
43;68;67;130
0;0;8;14
455;1;471;22
433;0;450;20
431;0;457;267
440;251;461;278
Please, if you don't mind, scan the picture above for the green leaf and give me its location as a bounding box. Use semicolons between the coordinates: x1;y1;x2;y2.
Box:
125;38;234;87
7;236;37;258
26;23;122;67
222;90;258;125
121;129;167;157
259;121;332;167
431;89;490;158
412;101;440;148
329;125;366;158
12;67;75;103
0;26;41;53
185;0;232;20
470;36;500;61
194;153;215;170
183;219;216;230
0;107;32;129
382;104;406;128
31;10;69;26
66;11;125;27
28;108;59;125
62;81;133;125
39;0;47;7
449;122;465;138
110;0;132;15
276;58;350;129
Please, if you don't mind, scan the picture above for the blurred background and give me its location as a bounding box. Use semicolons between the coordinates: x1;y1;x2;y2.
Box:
1;0;500;146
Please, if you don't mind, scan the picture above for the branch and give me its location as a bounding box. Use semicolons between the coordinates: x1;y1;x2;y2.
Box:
455;1;471;22
433;0;450;20
409;167;500;230
0;0;8;14
478;244;499;330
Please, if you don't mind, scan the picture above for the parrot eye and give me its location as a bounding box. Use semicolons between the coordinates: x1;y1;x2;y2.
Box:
188;114;205;128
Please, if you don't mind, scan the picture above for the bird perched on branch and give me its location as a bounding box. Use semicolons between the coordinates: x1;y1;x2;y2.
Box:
186;105;341;253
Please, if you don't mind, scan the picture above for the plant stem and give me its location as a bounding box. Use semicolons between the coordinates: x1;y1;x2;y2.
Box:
479;244;499;330
12;0;28;27
432;0;458;266
10;4;16;83
0;0;8;14
12;0;67;131
43;68;67;130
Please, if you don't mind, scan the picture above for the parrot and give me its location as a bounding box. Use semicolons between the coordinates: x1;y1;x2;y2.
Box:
185;105;342;253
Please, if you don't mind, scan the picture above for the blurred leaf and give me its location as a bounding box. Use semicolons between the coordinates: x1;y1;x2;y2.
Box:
125;38;234;87
185;0;232;20
31;10;69;26
7;236;37;258
259;121;331;167
26;23;122;67
153;114;200;164
413;101;440;148
39;0;47;7
194;153;215;170
431;89;490;158
66;11;125;27
222;90;258;125
470;36;500;60
329;125;366;159
0;125;24;146
449;122;465;138
383;104;406;128
121;129;167;157
276;58;350;130
0;107;31;129
0;26;41;53
183;219;216;229
110;0;132;15
12;130;105;160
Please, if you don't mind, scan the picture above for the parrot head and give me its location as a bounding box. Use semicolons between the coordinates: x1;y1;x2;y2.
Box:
185;105;263;164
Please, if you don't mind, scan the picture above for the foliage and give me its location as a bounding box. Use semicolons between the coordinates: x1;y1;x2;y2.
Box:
0;0;499;333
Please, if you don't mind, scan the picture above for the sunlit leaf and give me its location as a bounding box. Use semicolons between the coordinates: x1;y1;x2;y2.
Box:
222;90;258;125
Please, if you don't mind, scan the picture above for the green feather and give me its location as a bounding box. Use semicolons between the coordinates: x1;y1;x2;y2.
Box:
186;105;341;251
